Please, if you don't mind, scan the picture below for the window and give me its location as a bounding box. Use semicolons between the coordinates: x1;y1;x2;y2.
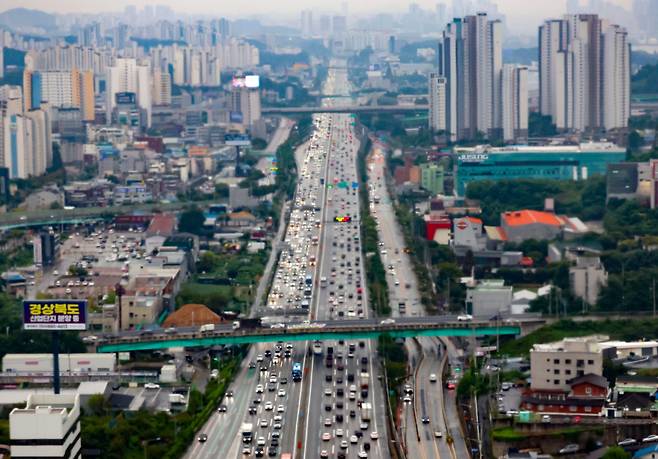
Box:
585;406;592;412
585;387;592;395
553;359;560;364
577;359;584;367
554;369;560;374
577;370;585;377
554;379;560;385
569;405;577;412
565;359;572;364
565;369;571;375
587;360;594;365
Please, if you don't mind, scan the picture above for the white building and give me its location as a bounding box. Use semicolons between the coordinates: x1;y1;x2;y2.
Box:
2;353;116;374
152;70;172;106
569;256;608;306
428;72;446;132
230;86;261;127
10;393;82;458
539;14;629;133
501;64;528;142
438;12;516;142
301;10;314;37
466;279;512;317
106;58;152;127
530;336;605;391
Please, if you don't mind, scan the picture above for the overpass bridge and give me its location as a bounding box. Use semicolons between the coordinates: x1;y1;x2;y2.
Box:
262;105;429;115
95;315;540;353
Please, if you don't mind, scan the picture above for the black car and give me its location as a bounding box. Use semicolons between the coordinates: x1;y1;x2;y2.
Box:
361;389;368;398
197;434;208;442
349;410;356;418
271;438;279;447
248;406;257;415
361;357;368;365
325;374;333;382
255;447;265;457
355;430;363;438
253;398;262;404
421;416;430;424
280;377;288;384
249;362;256;369
217;404;227;412
347;373;355;382
268;446;277;457
337;388;344;397
364;442;370;451
325;404;332;412
226;390;233;397
336;414;344;423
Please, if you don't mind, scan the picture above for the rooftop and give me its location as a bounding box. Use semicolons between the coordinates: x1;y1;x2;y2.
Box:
501;210;563;227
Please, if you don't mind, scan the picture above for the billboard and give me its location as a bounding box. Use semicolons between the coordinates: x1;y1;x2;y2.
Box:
23;300;87;330
225;133;251;146
231;77;246;88
115;92;136;105
229;111;244;123
245;75;260;88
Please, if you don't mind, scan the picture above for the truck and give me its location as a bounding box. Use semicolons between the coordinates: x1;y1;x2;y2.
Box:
360;372;370;390
360;402;372;422
232;321;240;330
199;323;215;333
292;362;302;381
169;393;186;404
312;341;323;355
241;422;254;444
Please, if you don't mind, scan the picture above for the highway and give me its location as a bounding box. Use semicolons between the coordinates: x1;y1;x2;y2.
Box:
298;60;389;459
184;100;331;458
367;139;469;459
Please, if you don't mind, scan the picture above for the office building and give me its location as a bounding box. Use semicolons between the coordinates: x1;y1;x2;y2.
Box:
569;256;607;306
501;65;528;142
539;14;630;133
106;58;152;127
428;73;446;132
454;142;626;195
530;336;604;391
10;393;82;458
33;230;60;267
419;163;445;195
438;13;524;142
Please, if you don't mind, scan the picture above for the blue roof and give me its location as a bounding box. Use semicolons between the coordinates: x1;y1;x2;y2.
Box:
634;444;658;458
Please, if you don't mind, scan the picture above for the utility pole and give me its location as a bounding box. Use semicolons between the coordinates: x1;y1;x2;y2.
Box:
653;277;656;318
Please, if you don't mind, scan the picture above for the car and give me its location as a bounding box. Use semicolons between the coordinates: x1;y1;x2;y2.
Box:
541;415;551;423
336;428;344;437
429;373;437;383
380;318;395;325
370;431;379;440
267;446;277;457
226;390;233;397
217;405;227;412
340;440;349;449
197;434;208;442
242;446;252;455
358;451;368;458
617;438;637;446
256;384;264;393
260;419;269;428
403;396;412;403
257;437;266;446
643;435;658;443
457;314;473;321
324;418;332;427
278;389;286;397
421;416;430;424
144;383;160;389
350;435;358;444
320;451;329;458
254;447;265;457
322;432;331;441
277;405;285;413
264;401;273;411
434;431;443;438
558;444;580;454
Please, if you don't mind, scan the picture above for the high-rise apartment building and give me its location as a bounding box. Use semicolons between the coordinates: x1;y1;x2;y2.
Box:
152;70;172;106
301;10;313;37
106;58;152;127
230;85;261;127
539;14;629;133
23;69;95;121
437;12;525;142
428;73;446;132
501;65;528;142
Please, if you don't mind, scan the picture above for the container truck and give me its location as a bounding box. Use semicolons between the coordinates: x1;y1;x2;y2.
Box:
199;323;215;333
360;402;372;422
241;422;254;444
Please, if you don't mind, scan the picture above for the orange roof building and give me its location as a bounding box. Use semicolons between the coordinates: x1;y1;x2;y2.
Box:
162;303;222;328
500;210;564;243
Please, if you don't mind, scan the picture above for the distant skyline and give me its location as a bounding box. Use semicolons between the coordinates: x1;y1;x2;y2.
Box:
0;0;634;36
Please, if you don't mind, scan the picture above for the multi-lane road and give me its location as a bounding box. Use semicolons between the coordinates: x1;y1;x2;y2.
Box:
367;139;469;459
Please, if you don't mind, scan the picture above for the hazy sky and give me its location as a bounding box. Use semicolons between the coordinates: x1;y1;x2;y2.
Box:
3;0;633;35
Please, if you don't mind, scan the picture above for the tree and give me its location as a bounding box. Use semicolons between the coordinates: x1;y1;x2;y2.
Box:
601;446;631;459
251;138;267;150
86;394;111;416
178;207;205;236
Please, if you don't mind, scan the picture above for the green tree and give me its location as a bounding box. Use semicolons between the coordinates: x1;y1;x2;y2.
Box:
178;207;205;235
251;137;267;150
601;446;631;459
86;394;111;416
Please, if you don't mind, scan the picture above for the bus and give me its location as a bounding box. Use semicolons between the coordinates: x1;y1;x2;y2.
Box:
292;362;302;381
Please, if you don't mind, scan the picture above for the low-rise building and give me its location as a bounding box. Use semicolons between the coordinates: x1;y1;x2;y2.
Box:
501;210;588;243
9;393;82;458
466;279;512;317
569;256;607;306
530;336;605;392
520;373;608;416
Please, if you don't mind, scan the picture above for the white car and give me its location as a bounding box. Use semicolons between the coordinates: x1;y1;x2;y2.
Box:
255;384;264;393
370;431;379;440
144;383;160;389
358;451;368;458
457;314;473;322
264;401;273;411
336;428;344;437
380;318;395;325
643;435;658;443
278;389;286;397
350;435;358;444
429;373;437;383
277;405;285;413
259;419;268;428
257;437;266;446
322;432;331;441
